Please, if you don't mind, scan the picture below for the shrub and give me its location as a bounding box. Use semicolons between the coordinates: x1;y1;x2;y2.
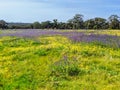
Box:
50;56;81;78
34;49;48;56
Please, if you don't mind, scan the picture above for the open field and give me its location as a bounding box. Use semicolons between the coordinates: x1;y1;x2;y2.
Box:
0;29;120;90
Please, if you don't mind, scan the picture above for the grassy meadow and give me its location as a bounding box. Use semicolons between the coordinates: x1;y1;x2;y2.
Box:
0;30;120;90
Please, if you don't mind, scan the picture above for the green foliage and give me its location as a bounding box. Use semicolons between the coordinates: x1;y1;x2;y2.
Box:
68;14;84;29
108;15;120;29
1;14;120;29
41;21;52;29
32;22;41;29
0;34;120;90
34;48;49;56
0;20;8;29
84;17;108;29
50;57;80;77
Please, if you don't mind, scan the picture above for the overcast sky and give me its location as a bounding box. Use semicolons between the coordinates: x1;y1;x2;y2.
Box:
0;0;120;22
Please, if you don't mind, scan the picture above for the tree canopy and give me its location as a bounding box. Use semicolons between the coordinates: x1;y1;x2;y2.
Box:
1;14;120;30
0;20;8;29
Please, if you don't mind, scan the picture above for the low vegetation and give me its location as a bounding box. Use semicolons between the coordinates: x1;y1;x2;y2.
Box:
0;30;120;90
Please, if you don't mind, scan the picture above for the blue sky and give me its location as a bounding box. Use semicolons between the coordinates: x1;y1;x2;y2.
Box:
0;0;120;22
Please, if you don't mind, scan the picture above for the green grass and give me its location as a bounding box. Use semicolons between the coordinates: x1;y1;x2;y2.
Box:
0;35;120;90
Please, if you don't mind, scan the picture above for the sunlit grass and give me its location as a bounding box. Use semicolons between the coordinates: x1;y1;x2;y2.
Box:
84;30;120;36
0;30;120;90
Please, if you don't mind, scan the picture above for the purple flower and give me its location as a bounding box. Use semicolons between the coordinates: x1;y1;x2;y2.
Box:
0;29;120;48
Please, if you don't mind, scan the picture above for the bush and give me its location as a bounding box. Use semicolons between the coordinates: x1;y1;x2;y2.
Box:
50;56;81;78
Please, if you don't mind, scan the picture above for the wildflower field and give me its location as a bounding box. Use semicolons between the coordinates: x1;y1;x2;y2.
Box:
0;29;120;90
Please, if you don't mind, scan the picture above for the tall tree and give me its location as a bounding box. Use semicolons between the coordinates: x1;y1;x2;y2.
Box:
108;15;120;29
84;18;108;29
84;19;95;29
0;20;8;29
94;17;108;29
32;22;41;29
68;14;84;29
41;21;52;29
53;19;58;29
58;22;68;29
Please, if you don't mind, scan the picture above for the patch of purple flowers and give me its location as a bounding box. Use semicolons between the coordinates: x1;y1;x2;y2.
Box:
68;33;120;48
0;29;120;48
0;29;61;37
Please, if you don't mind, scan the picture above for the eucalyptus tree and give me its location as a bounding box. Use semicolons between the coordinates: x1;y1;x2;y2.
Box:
84;17;108;29
41;21;52;29
108;15;120;29
84;19;95;29
0;20;8;29
53;19;58;29
93;17;108;29
68;14;84;29
32;21;41;29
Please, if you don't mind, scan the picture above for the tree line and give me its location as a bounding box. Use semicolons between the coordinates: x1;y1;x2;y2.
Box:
0;14;120;29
